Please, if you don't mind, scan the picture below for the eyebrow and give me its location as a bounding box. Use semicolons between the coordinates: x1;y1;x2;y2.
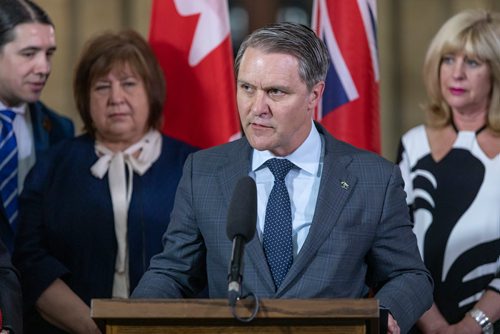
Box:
237;80;289;91
94;75;138;83
19;46;57;53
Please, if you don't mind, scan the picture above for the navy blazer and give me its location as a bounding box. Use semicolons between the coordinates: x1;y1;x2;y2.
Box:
0;101;74;251
132;122;434;333
12;134;196;333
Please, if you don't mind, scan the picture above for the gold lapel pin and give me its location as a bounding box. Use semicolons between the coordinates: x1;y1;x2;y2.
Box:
340;181;349;190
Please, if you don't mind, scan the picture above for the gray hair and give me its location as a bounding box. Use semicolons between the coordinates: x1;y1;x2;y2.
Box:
234;22;329;90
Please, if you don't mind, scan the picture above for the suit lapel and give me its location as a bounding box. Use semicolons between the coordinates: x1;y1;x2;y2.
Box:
217;139;252;204
218;139;275;292
278;127;358;294
29;104;51;155
246;229;276;292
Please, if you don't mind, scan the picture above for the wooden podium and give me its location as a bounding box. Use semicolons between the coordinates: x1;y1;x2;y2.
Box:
91;298;379;334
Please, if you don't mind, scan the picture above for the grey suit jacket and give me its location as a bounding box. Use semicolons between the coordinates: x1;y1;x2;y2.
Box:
133;123;433;333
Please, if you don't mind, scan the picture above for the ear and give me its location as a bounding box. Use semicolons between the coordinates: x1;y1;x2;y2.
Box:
307;81;325;110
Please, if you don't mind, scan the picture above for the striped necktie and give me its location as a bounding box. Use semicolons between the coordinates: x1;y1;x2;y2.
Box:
0;109;18;231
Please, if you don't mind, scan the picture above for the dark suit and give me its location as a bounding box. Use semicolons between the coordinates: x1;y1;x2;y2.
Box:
0;101;74;251
133;123;433;333
0;238;22;333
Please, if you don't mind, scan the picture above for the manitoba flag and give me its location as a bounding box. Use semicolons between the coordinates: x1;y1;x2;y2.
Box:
149;0;240;149
312;0;380;153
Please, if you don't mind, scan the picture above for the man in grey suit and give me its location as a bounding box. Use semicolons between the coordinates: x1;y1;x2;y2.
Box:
132;22;433;333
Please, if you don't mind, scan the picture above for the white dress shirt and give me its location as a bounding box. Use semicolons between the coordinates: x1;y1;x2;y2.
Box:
251;121;324;257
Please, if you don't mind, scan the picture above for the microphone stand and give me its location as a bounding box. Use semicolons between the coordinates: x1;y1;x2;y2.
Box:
229;291;260;323
228;237;244;307
227;237;259;322
225;176;259;322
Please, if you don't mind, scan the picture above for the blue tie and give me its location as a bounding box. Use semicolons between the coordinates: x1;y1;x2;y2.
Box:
263;158;295;289
0;109;18;231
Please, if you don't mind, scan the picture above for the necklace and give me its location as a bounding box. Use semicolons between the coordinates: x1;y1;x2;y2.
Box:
450;118;487;135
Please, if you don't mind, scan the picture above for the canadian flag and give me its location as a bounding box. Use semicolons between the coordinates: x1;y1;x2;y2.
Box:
149;0;240;149
312;0;380;153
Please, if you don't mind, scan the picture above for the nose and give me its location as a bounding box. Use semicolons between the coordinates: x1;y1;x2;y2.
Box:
109;83;125;105
250;90;269;116
34;54;51;76
451;60;465;79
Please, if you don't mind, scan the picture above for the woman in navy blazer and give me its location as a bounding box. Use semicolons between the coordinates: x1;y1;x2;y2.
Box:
12;30;196;333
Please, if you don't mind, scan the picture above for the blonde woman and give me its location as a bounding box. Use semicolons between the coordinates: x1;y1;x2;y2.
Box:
397;9;500;334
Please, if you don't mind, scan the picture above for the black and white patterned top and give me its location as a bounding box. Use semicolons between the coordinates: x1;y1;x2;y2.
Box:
397;125;500;324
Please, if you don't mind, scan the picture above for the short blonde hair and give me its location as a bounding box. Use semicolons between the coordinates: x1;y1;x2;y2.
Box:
422;9;500;133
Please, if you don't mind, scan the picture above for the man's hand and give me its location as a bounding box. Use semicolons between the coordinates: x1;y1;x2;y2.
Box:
387;313;400;334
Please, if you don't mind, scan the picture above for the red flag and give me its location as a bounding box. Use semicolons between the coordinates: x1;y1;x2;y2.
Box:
312;0;380;153
149;0;240;148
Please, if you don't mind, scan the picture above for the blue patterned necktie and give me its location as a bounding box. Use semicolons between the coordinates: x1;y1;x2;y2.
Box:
0;109;18;230
263;158;295;289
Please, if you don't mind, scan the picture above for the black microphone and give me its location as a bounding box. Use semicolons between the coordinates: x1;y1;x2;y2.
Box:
226;176;257;306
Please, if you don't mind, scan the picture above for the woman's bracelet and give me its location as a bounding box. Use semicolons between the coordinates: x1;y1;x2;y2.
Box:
468;308;493;334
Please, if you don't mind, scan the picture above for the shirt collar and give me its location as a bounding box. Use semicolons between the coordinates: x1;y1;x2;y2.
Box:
0;101;28;115
252;120;322;175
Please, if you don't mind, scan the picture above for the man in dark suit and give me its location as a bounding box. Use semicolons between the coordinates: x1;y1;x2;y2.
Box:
132;22;433;333
0;0;74;251
0;237;22;333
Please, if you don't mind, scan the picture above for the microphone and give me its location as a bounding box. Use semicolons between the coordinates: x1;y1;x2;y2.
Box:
226;176;257;306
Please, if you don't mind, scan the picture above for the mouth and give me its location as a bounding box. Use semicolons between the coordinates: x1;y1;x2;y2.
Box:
250;121;272;129
29;82;46;91
449;87;466;95
109;112;130;118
